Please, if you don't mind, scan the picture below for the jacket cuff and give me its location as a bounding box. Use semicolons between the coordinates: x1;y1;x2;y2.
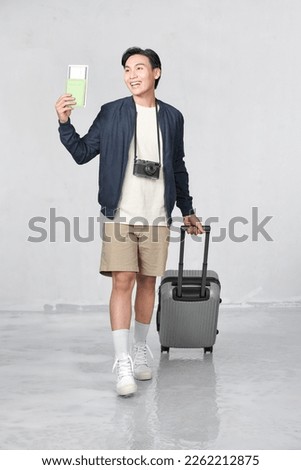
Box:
181;207;195;217
58;118;71;126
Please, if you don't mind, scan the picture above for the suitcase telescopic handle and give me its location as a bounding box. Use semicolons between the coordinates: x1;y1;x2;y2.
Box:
177;225;211;298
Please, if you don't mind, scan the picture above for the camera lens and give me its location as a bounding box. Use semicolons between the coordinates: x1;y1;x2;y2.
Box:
145;164;156;176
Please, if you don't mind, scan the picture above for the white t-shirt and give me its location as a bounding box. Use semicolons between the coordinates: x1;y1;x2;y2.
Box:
116;103;168;226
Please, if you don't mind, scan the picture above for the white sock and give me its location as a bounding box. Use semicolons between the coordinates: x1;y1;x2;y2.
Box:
112;329;129;359
134;320;150;344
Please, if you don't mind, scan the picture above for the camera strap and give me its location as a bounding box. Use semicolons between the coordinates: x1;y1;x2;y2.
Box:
133;100;161;166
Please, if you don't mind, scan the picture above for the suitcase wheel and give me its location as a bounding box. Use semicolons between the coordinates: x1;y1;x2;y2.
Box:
161;346;170;353
204;346;213;354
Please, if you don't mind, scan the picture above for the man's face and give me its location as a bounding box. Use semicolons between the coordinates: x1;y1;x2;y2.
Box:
124;54;160;99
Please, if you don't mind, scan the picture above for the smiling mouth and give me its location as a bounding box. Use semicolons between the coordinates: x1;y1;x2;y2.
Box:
130;81;141;87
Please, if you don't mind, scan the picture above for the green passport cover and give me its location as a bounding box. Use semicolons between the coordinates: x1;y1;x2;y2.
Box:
66;79;86;107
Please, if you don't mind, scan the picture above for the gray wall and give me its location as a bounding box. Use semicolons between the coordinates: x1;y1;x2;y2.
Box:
1;0;300;308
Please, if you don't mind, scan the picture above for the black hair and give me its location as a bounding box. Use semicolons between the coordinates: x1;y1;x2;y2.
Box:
121;47;162;89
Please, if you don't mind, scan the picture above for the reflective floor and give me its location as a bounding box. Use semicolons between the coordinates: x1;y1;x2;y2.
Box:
1;305;300;450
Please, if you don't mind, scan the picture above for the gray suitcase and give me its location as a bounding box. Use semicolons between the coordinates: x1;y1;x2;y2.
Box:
156;225;221;353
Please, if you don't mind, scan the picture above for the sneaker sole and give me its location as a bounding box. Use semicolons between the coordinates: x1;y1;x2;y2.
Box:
134;372;152;381
117;383;138;396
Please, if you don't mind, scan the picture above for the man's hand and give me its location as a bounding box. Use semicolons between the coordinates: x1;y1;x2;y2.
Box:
183;214;204;235
55;94;76;124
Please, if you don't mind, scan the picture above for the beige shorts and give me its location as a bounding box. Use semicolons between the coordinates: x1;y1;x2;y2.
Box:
100;223;170;277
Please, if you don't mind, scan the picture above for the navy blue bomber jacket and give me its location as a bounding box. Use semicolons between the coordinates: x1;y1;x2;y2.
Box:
58;96;195;222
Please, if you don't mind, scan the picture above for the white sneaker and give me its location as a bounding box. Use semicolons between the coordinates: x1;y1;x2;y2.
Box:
112;354;137;396
133;342;154;381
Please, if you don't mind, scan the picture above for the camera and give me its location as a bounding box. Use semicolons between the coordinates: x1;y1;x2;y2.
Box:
133;159;161;180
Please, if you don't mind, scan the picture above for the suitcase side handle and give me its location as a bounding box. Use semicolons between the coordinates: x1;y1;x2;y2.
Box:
177;225;211;298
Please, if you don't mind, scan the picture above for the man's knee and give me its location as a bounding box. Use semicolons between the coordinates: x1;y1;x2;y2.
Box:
136;274;156;290
112;271;136;292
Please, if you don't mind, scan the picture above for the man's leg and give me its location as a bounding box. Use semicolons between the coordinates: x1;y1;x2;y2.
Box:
110;271;136;330
133;274;156;380
110;271;137;396
135;274;157;324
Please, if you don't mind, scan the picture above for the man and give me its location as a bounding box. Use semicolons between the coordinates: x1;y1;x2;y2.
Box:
55;47;203;397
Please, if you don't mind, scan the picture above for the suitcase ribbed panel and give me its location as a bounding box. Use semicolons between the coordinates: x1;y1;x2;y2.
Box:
158;270;220;349
162;269;219;281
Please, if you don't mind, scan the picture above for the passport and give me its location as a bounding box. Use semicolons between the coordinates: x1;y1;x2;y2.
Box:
66;79;87;107
66;65;88;107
